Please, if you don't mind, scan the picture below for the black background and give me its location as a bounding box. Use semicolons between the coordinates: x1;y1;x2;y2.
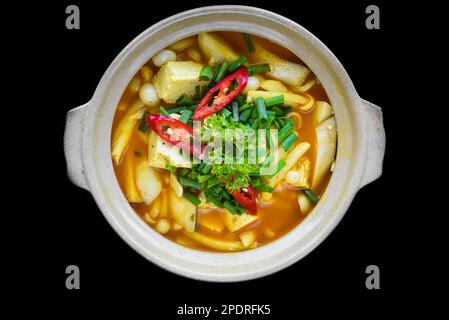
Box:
8;0;434;316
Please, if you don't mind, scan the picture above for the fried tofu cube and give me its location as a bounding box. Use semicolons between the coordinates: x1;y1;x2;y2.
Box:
153;61;210;103
148;131;192;168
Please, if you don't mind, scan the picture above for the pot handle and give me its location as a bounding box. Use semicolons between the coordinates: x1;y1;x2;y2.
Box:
358;99;386;189
64;102;90;191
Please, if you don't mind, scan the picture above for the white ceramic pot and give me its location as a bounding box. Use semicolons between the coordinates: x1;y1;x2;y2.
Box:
64;5;385;282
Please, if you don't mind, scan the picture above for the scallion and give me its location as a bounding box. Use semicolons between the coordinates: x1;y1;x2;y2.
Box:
268;159;287;178
278;122;294;142
265;95;284;107
303;189;319;203
232;101;239;121
176;94;195;105
228;55;247;72
256;97;267;124
248;63;270;75
179;177;202;189
179;109;193;123
159;106;170;117
138;111;150;132
213;62;229;82
242;33;255;53
282;133;298;151
239;108;252;122
165;163;177;173
254;184;275;193
183;191;201;206
199;65;214;81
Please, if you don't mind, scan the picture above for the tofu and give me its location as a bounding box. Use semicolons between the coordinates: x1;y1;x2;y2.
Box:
153;61;210;103
148;131;192;168
221;210;259;232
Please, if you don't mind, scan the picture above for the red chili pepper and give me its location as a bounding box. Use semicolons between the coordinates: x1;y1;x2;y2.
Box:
193;67;248;121
146;114;201;157
230;183;257;215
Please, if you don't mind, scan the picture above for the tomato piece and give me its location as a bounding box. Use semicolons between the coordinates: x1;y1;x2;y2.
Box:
230;184;257;215
146;113;201;156
193;67;248;121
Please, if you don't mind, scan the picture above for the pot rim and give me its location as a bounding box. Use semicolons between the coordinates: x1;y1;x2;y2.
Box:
77;5;369;282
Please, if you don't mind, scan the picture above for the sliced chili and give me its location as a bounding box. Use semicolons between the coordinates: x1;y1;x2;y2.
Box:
146;113;201;157
230;183;257;215
193;67;248;121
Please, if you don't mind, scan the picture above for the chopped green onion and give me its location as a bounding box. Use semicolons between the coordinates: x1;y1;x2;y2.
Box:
256;97;268;124
268;159;287;178
183;191;201;206
242;33;255;53
138;111;150;132
251;118;260;129
248;63;270;76
187;104;198;111
232;101;239;121
179;109;192;123
159;106;170;117
238;102;253;112
198;174;212;184
176;94;195;105
228;55;247;72
165;163;177;173
270;106;285;116
254;184;275;193
195;85;201;100
179;177;202;189
239;108;252;122
282;133;298;151
223;200;239;214
303;189;319;203
179;168;190;177
166;106;187;114
265;95;284;107
278;122;294;142
235;94;244;106
201;164;212;174
199;65;214;81
213;62;229;82
207;176;220;188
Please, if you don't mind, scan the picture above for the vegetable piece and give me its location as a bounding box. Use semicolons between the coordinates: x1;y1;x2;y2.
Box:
239;108;252;122
199;65;214;81
228;55;247;73
169;190;196;232
281;132;298;151
285;158;311;188
242;76;261;94
168;36;197;52
221;210;259;232
135;161;162;205
159;190;169;217
140;66;153;83
111;99;145;164
153;61;210;103
193;68;248;121
278;122;294;142
198;213;225;232
186;48;202;62
303;189;318;203
251;42;311;86
183;230;253;251
123;153;143;203
127;75;141;94
312;117;337;188
256;97;267;123
239;230;256;247
178;176;202;190
313;101;334;125
148;130;192;168
298;193;312;215
147;113;201;157
197;32;240;65
265;142;311;188
179;110;193;123
242;33;255;53
183;191;201;206
246;90;308;107
139;83;160;107
260;79;288;93
152;49;177;67
155;219;170;234
149;197;162;218
254;184;275;193
232;101;239;121
169;173;183;197
248;63;270;75
212;62;229;82
230;183;257;215
176;94;195;105
268;159;286;178
289;78;316;94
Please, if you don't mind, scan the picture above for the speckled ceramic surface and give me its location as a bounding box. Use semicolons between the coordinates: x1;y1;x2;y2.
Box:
64;5;385;282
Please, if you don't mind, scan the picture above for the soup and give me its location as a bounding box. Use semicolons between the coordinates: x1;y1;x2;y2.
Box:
111;32;337;252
